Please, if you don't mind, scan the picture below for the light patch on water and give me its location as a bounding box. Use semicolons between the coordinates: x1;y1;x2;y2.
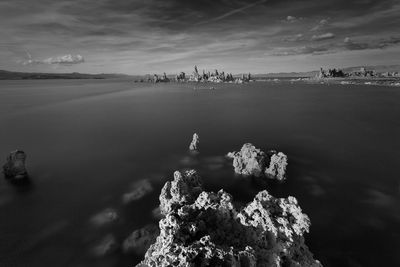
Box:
90;208;119;227
20;220;69;252
122;179;153;204
309;184;326;197
179;155;200;166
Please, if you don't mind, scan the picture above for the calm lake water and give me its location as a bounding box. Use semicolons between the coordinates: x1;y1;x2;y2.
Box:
0;79;399;267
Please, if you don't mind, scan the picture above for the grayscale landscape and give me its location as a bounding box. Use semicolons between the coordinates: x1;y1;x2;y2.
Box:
0;1;399;267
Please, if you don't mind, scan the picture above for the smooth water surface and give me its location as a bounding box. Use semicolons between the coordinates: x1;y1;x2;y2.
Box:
0;79;399;266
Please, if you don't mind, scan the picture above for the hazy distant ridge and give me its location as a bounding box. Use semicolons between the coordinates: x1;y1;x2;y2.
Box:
0;70;132;80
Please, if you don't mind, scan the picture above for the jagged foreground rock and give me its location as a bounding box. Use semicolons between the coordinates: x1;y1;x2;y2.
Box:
137;170;321;267
227;143;288;180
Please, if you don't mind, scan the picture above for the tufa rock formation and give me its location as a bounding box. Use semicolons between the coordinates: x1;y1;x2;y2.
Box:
265;151;288;181
189;133;200;151
3;150;28;179
227;143;288;181
137;170;321;267
227;143;266;177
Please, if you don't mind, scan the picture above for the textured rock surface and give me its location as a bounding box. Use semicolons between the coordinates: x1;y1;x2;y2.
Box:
189;133;199;151
123;224;159;254
138;170;322;267
265;151;288;181
2;150;28;179
227;143;267;177
228;144;288;180
159;170;203;215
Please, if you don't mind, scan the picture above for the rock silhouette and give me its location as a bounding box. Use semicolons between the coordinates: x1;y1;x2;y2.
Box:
3;150;28;179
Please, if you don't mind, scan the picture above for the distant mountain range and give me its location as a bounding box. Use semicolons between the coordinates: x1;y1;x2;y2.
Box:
0;70;132;80
1;65;399;80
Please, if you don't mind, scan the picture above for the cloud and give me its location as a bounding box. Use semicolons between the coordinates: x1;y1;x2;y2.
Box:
311;32;335;41
310;18;329;31
286;15;297;22
283;33;304;42
22;54;85;65
272;45;331;56
343;36;400;50
195;0;268;26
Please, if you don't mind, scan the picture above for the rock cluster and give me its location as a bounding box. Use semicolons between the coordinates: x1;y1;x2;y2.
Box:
189;133;199;151
137;170;321;267
227;143;288;180
2;150;28;179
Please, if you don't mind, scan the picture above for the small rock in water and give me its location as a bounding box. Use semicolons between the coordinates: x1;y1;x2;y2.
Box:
189;133;199;151
3;150;28;179
92;234;118;257
122;179;153;204
265;151;288;181
122;224;159;254
90;208;119;226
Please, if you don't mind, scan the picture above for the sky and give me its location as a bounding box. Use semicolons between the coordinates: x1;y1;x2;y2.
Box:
0;0;399;74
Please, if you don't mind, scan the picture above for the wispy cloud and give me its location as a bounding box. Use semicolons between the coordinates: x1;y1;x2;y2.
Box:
272;45;331;56
283;33;304;42
311;33;335;41
310;19;329;31
22;54;84;65
194;0;268;26
343;36;400;50
286;16;298;23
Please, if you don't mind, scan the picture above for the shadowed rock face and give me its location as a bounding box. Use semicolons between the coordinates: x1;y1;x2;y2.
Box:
189;133;199;151
137;170;322;267
227;144;288;180
3;150;28;179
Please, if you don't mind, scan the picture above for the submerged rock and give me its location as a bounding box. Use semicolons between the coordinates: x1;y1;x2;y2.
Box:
90;208;119;227
122;179;153;204
92;234;118;257
189;133;199;151
138;170;321;267
3;150;28;179
123;224;159;254
265;151;288;181
228;143;288;180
